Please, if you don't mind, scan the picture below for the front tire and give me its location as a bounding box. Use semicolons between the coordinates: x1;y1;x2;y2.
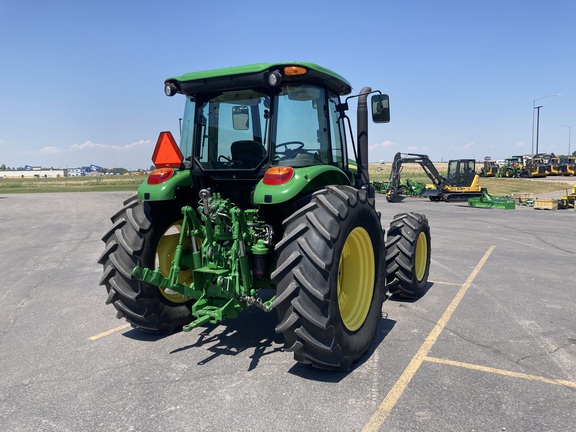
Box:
98;196;193;333
386;212;431;298
272;186;385;370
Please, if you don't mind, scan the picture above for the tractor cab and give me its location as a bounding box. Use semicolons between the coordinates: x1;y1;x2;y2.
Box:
143;63;389;210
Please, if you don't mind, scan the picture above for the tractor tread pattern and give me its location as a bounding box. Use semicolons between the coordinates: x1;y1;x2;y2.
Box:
273;186;384;370
385;212;431;298
98;195;192;333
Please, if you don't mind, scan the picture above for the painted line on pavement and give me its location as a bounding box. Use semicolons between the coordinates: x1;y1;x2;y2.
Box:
362;245;495;432
425;356;576;389
428;280;461;286
89;323;131;340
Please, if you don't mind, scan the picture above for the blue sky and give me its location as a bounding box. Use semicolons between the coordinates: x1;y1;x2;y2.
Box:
1;0;574;170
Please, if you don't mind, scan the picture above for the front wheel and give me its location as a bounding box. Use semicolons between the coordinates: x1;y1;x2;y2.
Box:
98;196;194;333
386;212;431;298
272;186;385;370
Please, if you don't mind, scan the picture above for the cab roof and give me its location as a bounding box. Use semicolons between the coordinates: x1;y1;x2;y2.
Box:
165;62;352;96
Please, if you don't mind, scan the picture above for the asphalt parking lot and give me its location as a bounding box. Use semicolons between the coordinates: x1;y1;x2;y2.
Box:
1;191;575;431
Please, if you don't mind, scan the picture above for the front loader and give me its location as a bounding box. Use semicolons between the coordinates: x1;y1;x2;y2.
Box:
99;63;431;370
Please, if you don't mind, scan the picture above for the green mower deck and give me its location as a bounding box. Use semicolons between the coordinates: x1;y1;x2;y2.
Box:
468;189;516;210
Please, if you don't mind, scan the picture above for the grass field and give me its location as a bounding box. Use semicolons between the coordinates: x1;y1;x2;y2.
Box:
0;175;144;194
1;165;574;196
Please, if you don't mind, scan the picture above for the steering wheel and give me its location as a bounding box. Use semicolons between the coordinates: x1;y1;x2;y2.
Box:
218;155;232;162
275;141;305;158
217;154;242;168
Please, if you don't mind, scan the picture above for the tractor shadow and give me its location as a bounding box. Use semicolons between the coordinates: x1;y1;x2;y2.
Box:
120;283;427;377
387;280;434;302
286;315;396;382
168;306;284;371
286;281;436;383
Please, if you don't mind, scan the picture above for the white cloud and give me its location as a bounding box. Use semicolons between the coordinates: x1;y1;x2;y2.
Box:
40;146;64;154
406;145;429;152
369;140;395;151
70;139;152;151
448;142;474;151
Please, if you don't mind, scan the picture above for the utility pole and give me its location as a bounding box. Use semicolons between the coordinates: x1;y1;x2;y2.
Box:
534;105;542;155
559;125;571;155
531;94;561;155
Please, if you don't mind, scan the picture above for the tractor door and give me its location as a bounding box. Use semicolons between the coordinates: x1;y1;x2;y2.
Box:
447;159;476;187
271;84;347;171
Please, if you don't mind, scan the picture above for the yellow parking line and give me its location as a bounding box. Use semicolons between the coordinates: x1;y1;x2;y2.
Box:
89;323;131;340
362;246;495;432
425;356;576;388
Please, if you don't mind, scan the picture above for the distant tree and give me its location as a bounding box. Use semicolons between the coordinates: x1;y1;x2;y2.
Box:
573;150;576;157
0;164;5;171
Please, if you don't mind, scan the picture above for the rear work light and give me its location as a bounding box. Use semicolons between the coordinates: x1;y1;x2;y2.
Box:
263;166;294;185
147;168;175;185
152;131;184;168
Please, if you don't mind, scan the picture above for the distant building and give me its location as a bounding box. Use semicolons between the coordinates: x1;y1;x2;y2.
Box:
67;167;89;177
1;163;102;178
1;168;66;178
67;165;101;176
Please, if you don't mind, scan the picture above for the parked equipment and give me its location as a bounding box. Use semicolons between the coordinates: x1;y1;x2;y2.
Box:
468;189;516;210
98;63;432;370
548;156;563;176
479;160;498;177
559;184;576;208
373;178;426;200
385;153;482;202
498;156;525;178
565;157;576;176
498;155;550;178
523;155;549;177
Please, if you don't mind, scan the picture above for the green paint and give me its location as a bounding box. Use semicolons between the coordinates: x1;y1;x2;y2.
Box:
253;165;351;205
137;169;193;201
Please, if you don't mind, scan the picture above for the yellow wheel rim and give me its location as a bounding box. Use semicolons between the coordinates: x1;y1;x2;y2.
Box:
338;227;375;332
156;221;193;303
414;231;428;281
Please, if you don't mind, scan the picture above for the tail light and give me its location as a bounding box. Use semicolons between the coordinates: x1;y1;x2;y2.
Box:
147;168;174;185
263;166;294;185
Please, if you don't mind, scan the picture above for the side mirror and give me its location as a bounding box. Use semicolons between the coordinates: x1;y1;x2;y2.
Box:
371;94;390;123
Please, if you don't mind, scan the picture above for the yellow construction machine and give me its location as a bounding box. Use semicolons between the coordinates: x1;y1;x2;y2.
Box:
523;155;549;177
386;153;482;202
479;159;498;177
559;184;576;208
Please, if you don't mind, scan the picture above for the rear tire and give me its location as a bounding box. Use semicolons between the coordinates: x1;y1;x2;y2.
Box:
272;186;385;370
386;212;431;298
98;196;193;333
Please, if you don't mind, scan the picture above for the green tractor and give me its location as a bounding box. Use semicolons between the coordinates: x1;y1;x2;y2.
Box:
498;156;524;178
99;63;431;370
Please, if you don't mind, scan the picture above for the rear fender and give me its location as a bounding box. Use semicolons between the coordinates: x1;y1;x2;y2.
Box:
253;165;351;205
137;169;193;201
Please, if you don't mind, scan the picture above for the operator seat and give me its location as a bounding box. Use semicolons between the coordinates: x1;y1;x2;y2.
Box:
230;140;266;169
